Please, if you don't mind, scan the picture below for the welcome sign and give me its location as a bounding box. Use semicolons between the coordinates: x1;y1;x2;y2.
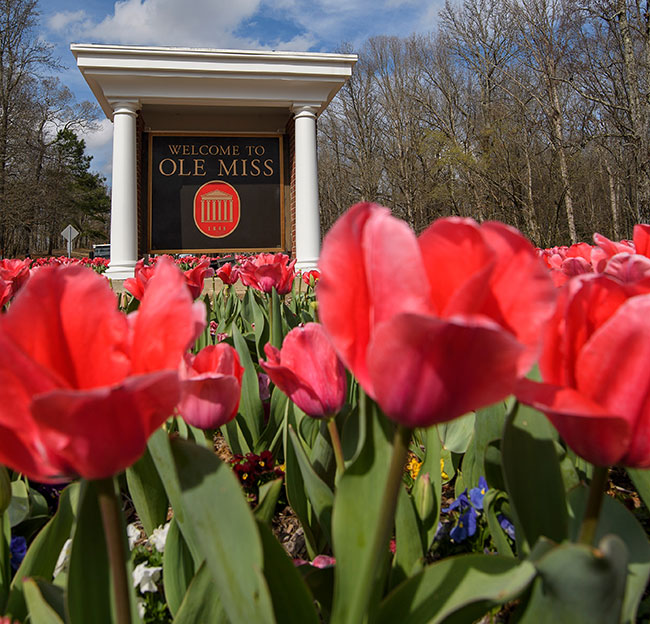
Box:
148;133;284;253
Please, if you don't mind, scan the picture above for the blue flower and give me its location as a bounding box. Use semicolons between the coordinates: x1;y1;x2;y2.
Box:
450;507;478;543
497;514;516;540
10;536;27;572
469;476;488;510
442;490;470;513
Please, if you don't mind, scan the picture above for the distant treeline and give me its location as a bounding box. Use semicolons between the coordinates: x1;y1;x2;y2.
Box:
0;0;109;259
318;0;650;247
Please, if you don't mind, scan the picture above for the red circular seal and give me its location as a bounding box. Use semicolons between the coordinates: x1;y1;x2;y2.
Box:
193;181;240;238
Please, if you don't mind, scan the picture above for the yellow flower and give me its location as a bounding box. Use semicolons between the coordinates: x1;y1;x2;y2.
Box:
407;456;422;480
440;458;449;480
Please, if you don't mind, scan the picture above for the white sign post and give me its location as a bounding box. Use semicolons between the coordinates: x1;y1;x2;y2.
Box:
61;224;80;258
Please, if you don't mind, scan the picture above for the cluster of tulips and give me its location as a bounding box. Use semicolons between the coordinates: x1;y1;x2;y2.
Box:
0;202;649;623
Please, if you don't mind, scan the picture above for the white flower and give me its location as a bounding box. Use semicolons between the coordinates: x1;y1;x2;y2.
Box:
132;562;162;593
148;523;170;553
136;597;146;618
53;539;72;579
126;523;141;550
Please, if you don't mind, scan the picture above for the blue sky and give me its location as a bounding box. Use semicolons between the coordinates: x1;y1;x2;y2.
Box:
40;0;444;180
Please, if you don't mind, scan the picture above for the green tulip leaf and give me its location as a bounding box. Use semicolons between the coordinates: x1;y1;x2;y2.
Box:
626;468;650;514
288;425;334;544
517;536;627;624
8;480;29;528
254;477;284;525
6;483;79;622
438;411;475;454
173;561;228;624
147;427;203;567
125;445;169;536
415;426;443;550
170;437;276;624
568;485;650;624
66;481;112;624
22;578;65;624
257;519;320;624
162;516;195;617
330;398;394;624
390;485;424;589
501;401;567;553
232;324;265;447
377;554;536;624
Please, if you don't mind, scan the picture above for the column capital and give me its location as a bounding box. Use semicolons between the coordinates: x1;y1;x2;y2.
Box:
292;104;319;118
110;100;140;118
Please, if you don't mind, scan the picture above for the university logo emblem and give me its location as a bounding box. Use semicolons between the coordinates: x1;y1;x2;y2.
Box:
193;181;241;238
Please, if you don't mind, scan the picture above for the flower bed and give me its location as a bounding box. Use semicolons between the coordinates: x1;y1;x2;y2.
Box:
1;205;649;623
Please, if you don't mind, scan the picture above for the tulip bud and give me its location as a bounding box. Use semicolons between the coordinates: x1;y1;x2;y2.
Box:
413;472;434;521
0;465;11;515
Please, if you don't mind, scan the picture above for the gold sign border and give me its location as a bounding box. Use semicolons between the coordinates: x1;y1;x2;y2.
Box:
147;131;285;254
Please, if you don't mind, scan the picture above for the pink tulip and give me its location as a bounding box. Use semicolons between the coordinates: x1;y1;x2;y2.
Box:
516;272;650;467
0;258;31;306
261;323;346;418
123;259;155;300
216;262;240;285
177;344;244;429
183;258;215;299
301;269;320;285
239;253;296;295
317;202;556;428
0;257;205;482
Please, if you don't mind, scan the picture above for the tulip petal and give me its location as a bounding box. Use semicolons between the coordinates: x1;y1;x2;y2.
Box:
418;217;494;316
318;202;431;392
1;265;130;389
575;294;650;466
178;375;243;428
30;371;179;480
367;313;524;428
131;257;206;374
633;224;650;258
515;379;631;467
0;424;60;483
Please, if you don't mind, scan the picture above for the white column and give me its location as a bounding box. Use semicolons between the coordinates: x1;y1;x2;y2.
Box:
106;101;139;280
292;105;320;270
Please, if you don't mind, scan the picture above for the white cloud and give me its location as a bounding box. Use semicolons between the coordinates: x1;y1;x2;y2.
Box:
48;9;88;32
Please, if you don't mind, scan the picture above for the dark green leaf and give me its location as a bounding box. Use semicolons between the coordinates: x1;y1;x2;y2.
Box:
66;481;112;624
8;480;29;527
126;445;169;536
254;477;283;525
390;486;424;588
501;401;567;552
257;520;320;624
173;561;228;624
517;536;627;624
23;578;65;624
162;517;196;616
171;437;275;624
377;554;535;624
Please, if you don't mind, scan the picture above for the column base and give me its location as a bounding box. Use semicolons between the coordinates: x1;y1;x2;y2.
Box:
295;257;320;271
105;261;137;280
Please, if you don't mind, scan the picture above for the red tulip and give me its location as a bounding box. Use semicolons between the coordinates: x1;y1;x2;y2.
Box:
516;273;650;467
177;343;244;429
301;269;320;286
216;262;240;285
239;253;296;295
0;258;31;306
261;323;346;418
317;202;556;428
0;257;205;482
183;258;215;299
123;258;155;300
634;224;650;258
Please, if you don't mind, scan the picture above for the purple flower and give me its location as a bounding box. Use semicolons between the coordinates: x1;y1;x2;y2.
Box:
450;507;477;543
442;491;470;513
10;536;27;572
469;476;488;510
498;513;516;540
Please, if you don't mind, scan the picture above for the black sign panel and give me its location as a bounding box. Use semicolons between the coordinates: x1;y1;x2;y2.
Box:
148;134;284;253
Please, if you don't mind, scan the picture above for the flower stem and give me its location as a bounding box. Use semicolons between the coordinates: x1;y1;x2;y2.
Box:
577;465;610;546
94;477;132;624
351;423;412;624
327;416;346;480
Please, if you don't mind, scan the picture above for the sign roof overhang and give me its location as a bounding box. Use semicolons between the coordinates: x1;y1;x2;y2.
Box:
70;44;358;119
